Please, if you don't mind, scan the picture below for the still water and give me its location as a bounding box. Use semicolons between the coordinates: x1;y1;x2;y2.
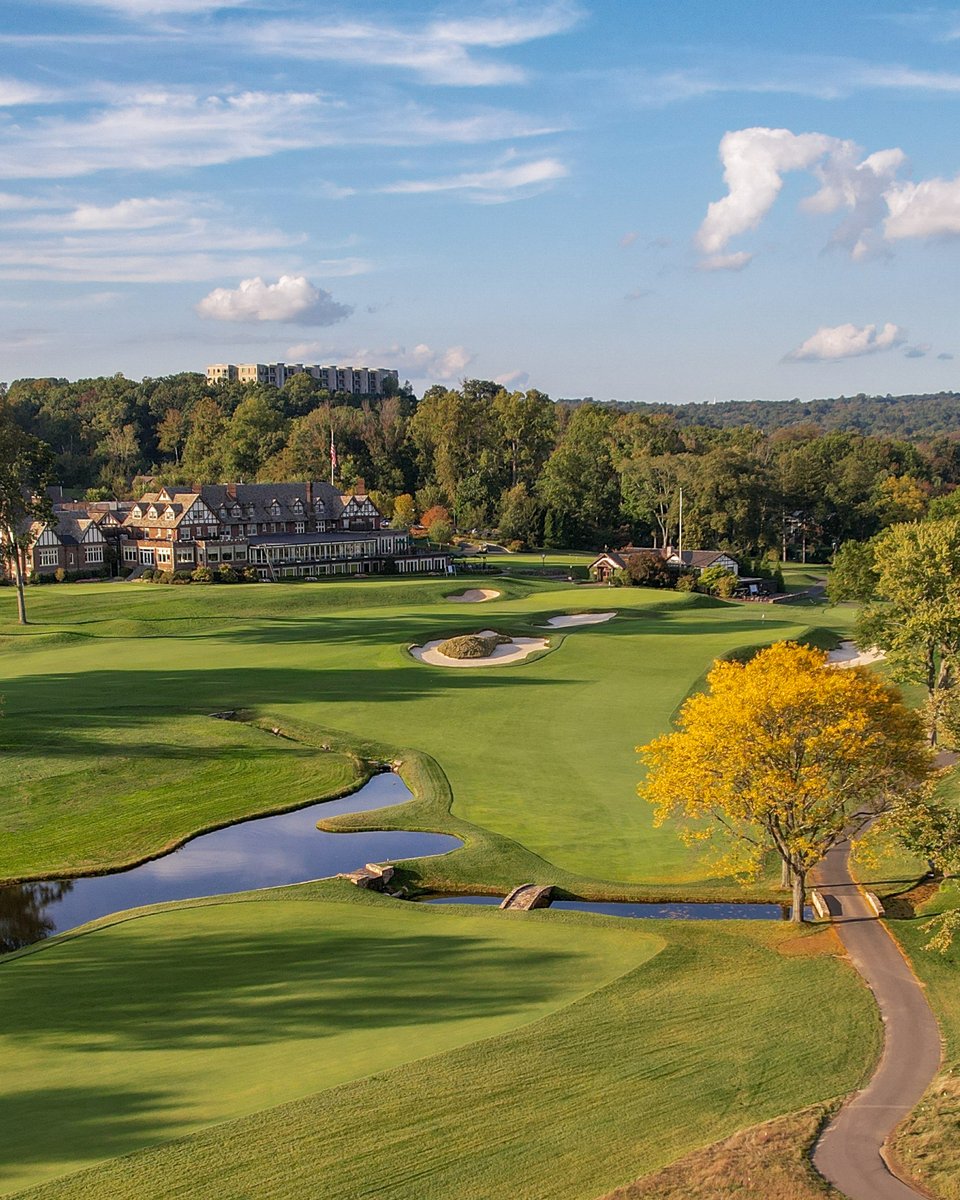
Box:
1;773;461;953
424;896;808;920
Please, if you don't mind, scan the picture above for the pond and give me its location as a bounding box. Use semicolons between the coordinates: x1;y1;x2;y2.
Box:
423;896;810;920
1;773;461;954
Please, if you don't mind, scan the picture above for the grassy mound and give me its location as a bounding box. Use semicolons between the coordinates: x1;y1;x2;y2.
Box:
437;632;512;659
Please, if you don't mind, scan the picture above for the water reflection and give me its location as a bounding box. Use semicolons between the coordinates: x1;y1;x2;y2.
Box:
0;881;75;953
1;774;461;953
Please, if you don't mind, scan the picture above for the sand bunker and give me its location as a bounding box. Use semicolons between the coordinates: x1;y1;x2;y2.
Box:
544;611;616;629
827;640;886;669
411;629;548;667
446;588;501;603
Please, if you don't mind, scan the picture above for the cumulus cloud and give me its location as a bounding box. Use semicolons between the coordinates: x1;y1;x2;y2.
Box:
697;128;841;256
406;343;475;380
884;174;960;240
381;156;567;202
196;276;353;325
785;322;906;362
696;125;960;266
495;369;530;389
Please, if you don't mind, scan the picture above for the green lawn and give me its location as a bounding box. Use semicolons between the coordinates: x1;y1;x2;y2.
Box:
0;573;890;1199
0;579;849;889
2;890;877;1200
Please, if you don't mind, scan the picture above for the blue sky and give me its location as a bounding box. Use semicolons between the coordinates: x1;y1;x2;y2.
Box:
1;0;959;402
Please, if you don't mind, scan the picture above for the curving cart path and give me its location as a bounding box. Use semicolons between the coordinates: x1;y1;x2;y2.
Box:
811;841;942;1200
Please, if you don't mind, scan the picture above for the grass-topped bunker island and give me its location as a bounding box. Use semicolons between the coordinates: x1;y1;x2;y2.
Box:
0;577;883;1198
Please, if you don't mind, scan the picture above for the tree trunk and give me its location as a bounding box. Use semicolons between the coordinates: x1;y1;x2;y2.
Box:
791;870;807;924
12;544;28;625
781;858;792;889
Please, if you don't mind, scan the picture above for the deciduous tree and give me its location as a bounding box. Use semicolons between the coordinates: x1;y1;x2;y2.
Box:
638;641;931;922
857;518;960;745
0;412;56;624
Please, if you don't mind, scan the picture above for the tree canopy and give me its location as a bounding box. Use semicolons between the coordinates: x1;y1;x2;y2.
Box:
638;642;931;922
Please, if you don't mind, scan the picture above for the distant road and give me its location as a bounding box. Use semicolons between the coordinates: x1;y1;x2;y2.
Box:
812;841;941;1200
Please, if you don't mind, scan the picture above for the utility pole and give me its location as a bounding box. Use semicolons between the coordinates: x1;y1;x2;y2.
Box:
678;486;684;565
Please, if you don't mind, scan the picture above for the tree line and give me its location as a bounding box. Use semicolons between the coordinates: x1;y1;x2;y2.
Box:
3;373;960;556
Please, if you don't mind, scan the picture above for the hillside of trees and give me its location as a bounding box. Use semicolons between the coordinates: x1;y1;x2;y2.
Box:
3;373;960;557
575;391;960;440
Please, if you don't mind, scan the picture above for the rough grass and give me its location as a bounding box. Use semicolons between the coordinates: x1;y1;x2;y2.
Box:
4;903;877;1200
436;631;511;658
888;877;960;1199
0;715;364;882
600;1105;841;1200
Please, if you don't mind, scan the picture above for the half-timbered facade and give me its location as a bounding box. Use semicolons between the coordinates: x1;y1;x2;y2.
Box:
121;480;449;577
12;511;109;578
589;545;739;583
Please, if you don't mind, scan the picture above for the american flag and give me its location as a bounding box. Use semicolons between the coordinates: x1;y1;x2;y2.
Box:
330;428;337;471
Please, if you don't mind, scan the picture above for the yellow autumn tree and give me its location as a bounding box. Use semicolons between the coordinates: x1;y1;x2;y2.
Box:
638;641;932;922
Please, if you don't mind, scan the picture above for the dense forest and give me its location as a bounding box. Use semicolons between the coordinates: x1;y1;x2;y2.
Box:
3;373;960;556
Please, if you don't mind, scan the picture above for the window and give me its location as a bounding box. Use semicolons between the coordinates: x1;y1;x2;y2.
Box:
157;550;171;564
123;546;137;562
38;548;59;567
85;546;104;564
295;522;305;534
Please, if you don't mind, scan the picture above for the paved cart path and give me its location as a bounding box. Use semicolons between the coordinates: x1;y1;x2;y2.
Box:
811;841;942;1200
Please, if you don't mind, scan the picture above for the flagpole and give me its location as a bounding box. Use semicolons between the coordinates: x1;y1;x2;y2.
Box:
330;425;335;486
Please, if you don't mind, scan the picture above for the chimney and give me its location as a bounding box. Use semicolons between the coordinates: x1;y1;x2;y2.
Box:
305;481;313;508
355;477;366;495
226;483;237;501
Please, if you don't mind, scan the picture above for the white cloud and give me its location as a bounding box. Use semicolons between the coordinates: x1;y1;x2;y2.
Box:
884;174;960;240
697;127;844;257
407;343;476;380
495;369;530;389
0;87;557;181
785;322;906;362
381;156;567;202
247;4;582;87
37;0;245;12
0;78;58;106
698;250;753;272
196;276;353;325
695;125;960;265
619;230;639;248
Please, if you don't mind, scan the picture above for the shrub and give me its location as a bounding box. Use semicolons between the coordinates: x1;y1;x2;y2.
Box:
54;567;67;583
506;539;525;553
624;551;672;589
191;565;214;583
437;632;512;659
218;564;239;584
715;573;738;599
156;570;174;585
242;566;259;583
171;571;193;585
674;572;697;592
140;568;157;582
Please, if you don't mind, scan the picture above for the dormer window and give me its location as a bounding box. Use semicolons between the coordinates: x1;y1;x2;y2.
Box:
132;506;142;519
220;506;228;519
164;506;175;519
270;501;281;516
231;505;241;518
147;506;158;519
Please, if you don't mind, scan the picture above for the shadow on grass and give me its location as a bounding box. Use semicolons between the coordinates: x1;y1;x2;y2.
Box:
1;922;579;1173
0;1084;187;1179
